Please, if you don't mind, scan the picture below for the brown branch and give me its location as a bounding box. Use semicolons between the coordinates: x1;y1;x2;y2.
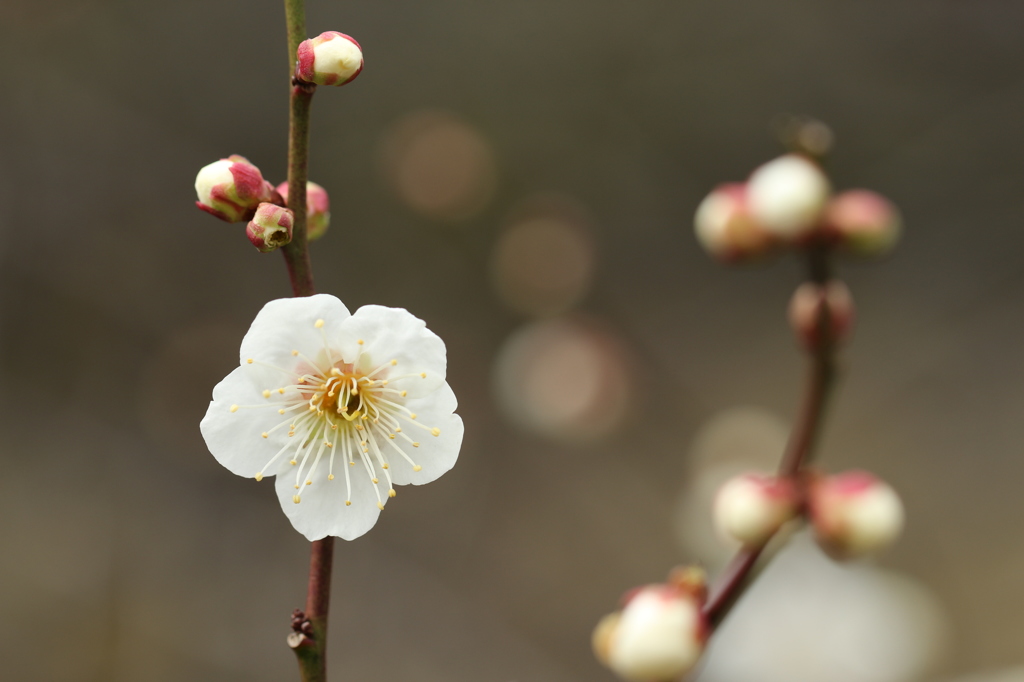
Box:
701;244;837;628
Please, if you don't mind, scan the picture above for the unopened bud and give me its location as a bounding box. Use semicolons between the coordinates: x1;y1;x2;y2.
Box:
808;470;904;560
713;473;799;547
296;32;363;86
747;154;831;239
593;584;707;682
195;155;275;223
694;183;774;261
246;203;294;253
276;181;331;240
825;189;902;256
788;280;855;351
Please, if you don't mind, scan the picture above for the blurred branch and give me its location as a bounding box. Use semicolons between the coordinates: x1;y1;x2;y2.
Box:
702;244;837;628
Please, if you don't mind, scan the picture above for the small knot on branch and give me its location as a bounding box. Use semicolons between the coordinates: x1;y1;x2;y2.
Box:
287;608;315;648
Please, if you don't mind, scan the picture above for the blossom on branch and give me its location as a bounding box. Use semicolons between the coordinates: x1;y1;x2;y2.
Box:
195;155;276;223
296;32;364;87
201;294;464;541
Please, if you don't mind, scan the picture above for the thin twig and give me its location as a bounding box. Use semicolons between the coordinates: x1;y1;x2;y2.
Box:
280;2;333;681
702;244;837;628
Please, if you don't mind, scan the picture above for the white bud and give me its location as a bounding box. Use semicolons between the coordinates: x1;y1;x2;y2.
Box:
296;32;364;86
694;183;774;261
594;585;706;682
809;470;904;560
747;154;831;239
713;473;798;546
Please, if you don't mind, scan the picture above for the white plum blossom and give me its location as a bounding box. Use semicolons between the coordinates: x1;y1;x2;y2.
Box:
201;294;463;541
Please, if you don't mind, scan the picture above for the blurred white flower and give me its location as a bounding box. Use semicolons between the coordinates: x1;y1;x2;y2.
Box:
201;294;464;541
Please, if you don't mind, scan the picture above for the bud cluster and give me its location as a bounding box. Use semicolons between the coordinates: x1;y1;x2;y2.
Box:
694;154;901;262
713;469;903;559
593;567;709;682
193;157;333;253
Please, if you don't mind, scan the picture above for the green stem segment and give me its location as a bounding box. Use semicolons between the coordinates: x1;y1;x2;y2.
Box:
701;245;838;628
281;2;332;681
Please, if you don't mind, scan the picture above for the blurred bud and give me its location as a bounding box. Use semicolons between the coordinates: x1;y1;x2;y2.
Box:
594;583;707;682
276;181;331;240
808;470;904;560
246;203;294;253
694;183;775;261
747;155;831;239
788;280;855;351
296;32;363;86
713;473;799;546
825;189;902;256
195;155;275;223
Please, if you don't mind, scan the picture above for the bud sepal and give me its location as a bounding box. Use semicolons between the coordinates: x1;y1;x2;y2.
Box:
713;473;799;547
808;470;904;560
195;155;276;223
276;181;331;241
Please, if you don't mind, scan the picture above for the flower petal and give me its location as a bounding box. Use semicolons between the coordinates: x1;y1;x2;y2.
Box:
240;294;351;370
338;305;447;398
201;365;297;479
384;381;463;486
274;462;384;541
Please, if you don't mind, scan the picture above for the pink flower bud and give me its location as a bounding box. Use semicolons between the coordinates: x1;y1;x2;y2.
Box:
296;32;363;86
788;280;855;351
747;154;831;240
694;183;775;261
246;203;294;253
195;155;275;223
276;181;331;241
808;470;904;560
713;473;799;546
824;189;902;256
593;583;707;682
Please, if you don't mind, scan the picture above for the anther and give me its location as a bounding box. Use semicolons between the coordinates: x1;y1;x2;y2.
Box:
400;390;407;397
345;500;352;506
412;442;420;447
372;478;379;484
388;489;397;498
262;390;271;398
382;463;389;469
420;372;427;378
413;465;423;472
290;459;297;465
255;472;264;481
431;428;441;437
305;480;312;486
246;358;254;364
279;409;286;415
328;474;335;481
278;388;286;394
410;413;417;419
377;502;385;510
315;319;324;328
293;495;301;504
294;484;300;489
292;350;299;356
358;339;364;345
261;432;269;439
230;405;239;413
390;359;398;366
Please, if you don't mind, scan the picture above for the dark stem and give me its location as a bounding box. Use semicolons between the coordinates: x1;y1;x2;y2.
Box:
290;538;335;682
280;80;316;297
701;245;838;628
281;2;332;681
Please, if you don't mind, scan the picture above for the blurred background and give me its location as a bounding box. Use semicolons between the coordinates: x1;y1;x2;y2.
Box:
2;1;1024;680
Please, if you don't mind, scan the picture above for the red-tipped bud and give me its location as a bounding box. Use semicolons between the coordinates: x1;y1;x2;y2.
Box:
824;189;902;256
747;154;831;240
788;280;855;351
694;183;775;261
195;155;275;223
713;473;799;547
296;32;363;86
246;203;294;253
594;581;707;682
808;470;904;560
276;181;331;241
